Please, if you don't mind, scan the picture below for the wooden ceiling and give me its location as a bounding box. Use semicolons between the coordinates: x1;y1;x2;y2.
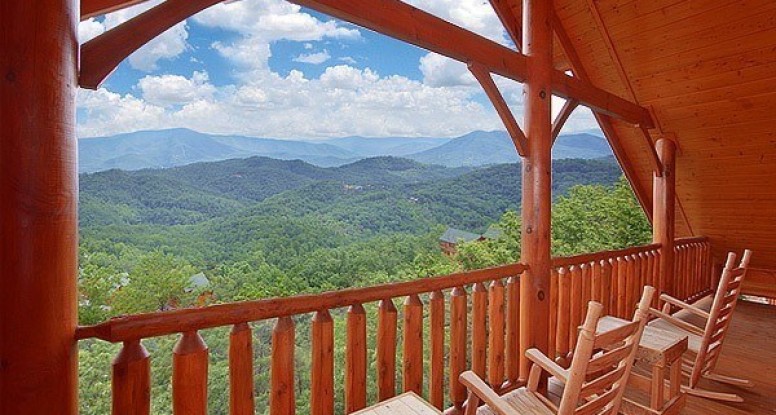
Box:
553;0;776;270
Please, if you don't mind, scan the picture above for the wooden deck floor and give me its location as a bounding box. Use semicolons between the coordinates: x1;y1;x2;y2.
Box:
682;300;776;415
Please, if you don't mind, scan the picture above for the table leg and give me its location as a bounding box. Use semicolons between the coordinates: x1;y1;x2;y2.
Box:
651;365;665;410
669;361;682;398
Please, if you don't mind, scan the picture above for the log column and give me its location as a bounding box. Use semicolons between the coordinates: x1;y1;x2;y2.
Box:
653;139;676;297
0;0;79;413
519;0;553;380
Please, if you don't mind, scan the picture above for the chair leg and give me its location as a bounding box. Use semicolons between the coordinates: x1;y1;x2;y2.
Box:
464;391;481;415
703;372;755;388
682;385;744;403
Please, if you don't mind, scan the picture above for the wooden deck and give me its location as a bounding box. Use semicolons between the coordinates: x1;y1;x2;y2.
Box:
682;300;776;415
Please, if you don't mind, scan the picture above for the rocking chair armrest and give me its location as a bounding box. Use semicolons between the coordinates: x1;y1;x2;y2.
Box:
459;371;518;415
649;307;706;337
660;294;710;320
525;348;569;383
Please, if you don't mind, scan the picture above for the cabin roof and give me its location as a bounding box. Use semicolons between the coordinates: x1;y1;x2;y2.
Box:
440;228;481;244
551;0;776;271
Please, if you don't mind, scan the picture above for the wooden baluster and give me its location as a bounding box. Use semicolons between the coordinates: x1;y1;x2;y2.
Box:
449;286;468;411
471;283;487;380
112;339;150;415
616;257;627;318
681;246;688;299
652;250;662;305
505;276;520;386
311;310;334;415
569;265;582;349
638;252;647;296
230;323;254;415
488;280;505;388
271;317;295;415
601;260;612;315
376;300;397;401
591;260;602;305
557;267;570;362
173;331;208;415
625;255;636;316
429;291;445;409
346;304;367;413
548;270;558;364
609;258;619;315
403;294;424;395
673;246;682;300
581;263;592;312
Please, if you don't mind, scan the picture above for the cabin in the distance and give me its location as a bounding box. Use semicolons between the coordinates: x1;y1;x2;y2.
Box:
3;1;776;414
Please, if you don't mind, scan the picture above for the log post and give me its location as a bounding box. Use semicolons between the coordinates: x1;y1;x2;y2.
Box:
520;0;553;382
0;0;79;412
653;138;677;299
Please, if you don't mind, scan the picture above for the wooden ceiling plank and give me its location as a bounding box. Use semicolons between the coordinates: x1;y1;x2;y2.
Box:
80;0;223;89
468;63;528;156
488;0;522;50
551;99;578;144
81;0;150;20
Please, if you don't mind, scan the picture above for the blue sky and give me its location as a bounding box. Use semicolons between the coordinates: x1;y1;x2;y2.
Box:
77;0;599;140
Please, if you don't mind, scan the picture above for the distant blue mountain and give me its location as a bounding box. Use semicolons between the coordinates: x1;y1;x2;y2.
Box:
78;129;360;173
324;136;451;157
406;130;612;167
78;128;613;173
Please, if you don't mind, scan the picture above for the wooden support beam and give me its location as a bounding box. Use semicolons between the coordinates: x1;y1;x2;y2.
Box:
551;98;578;144
81;0;150;20
653;139;677;297
640;126;663;176
488;0;523;50
551;12;654;220
1;0;79;413
468;62;528;156
520;0;553;383
79;0;222;89
289;0;652;127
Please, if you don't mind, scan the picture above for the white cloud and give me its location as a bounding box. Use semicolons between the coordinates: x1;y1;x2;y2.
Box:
293;50;331;65
405;0;507;44
86;0;189;72
339;56;357;65
78;18;105;43
419;53;475;87
138;71;216;106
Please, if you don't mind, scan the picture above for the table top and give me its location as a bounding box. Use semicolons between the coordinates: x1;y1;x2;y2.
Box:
597;316;688;366
352;392;442;415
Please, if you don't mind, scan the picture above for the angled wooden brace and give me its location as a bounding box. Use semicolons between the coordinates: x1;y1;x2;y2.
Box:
80;0;223;89
551;98;579;144
468;62;528;157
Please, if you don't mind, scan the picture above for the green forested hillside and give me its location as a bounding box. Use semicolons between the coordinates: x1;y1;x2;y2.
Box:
77;155;645;415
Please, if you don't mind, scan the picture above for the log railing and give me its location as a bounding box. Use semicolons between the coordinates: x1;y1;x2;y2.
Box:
77;263;528;414
673;236;713;302
76;238;713;414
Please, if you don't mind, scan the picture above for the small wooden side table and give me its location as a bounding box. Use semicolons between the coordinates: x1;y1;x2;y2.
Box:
352;392;442;415
597;316;688;415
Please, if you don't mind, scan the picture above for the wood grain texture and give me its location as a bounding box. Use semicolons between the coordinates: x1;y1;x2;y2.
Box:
229;323;254;415
376;300;398;401
449;287;468;409
505;276;521;385
402;294;423;395
429;291;445;409
311;310;334;415
173;332;208;415
0;0;79;412
488;280;506;387
471;283;488;379
271;317;295;415
112;340;151;415
346;304;367;413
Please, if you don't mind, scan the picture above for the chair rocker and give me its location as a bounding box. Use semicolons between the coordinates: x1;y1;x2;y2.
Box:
648;250;752;402
459;287;655;415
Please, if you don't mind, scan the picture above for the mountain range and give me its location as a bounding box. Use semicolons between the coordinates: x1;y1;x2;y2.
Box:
78;128;612;173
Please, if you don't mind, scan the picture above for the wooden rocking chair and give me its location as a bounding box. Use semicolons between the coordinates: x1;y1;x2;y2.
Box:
460;287;655;415
648;249;752;402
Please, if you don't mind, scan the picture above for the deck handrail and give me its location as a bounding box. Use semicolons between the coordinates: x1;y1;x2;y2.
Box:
551;243;661;268
76;262;527;342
